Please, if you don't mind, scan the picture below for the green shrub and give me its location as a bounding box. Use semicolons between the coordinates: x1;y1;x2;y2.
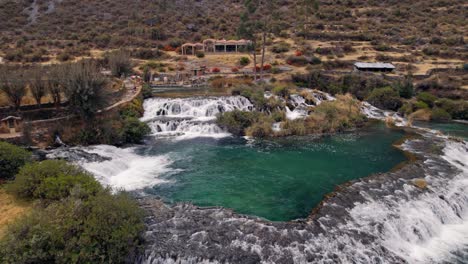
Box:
6;160;102;201
142;83;153;99
417;92;437;107
246;121;273;138
366;87;403;111
239;57;250;66
119;117;151;144
121;98;145;118
414;101;429;110
272;86;290;98
217;110;257;136
196;51;205;58
0;192;144;264
396;78;414;99
398;102;413;116
435;98;468;120
271;42;290;53
431;108;451;121
0;142;31;180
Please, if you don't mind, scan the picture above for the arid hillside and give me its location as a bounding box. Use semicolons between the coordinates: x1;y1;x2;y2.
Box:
0;0;466;61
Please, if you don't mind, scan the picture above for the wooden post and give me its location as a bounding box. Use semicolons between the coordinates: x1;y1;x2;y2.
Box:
224;44;227;52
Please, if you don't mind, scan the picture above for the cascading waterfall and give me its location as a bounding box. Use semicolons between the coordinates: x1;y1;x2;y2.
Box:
140;138;468;264
45;91;467;263
360;101;408;127
285;90;336;120
141;96;253;139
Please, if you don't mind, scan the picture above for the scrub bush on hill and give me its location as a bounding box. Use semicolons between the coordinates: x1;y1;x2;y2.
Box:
417;92;438;108
431;108;451;121
6;160;102;201
0;142;31;180
1;160;145;264
435;99;468;120
120;117;151;144
366;87;403;111
217;110;257;136
0;192;144;264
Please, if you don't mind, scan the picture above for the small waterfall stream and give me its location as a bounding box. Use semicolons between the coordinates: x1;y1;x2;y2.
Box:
141;96;253;139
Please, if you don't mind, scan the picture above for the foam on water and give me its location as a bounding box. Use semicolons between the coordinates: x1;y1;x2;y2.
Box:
78;145;174;191
349;140;468;263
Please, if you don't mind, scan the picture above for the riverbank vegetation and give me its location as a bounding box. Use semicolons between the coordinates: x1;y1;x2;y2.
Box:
0;143;145;263
217;85;366;138
1;53;150;147
293;70;468;122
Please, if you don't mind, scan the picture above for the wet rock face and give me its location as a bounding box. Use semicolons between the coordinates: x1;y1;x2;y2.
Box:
138;136;467;264
45;147;111;163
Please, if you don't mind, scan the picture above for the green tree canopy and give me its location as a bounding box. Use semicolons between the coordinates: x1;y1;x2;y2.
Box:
0;142;31;180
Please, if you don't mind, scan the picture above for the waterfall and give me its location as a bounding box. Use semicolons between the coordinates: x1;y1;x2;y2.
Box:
141;96;253;139
360;101;408;127
140;139;468;264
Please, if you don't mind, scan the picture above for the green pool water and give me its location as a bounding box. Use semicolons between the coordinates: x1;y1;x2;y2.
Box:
144;123;407;221
414;121;468;140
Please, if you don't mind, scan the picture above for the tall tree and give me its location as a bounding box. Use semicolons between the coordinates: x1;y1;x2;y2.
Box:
238;0;280;81
62;60;107;119
47;65;64;109
29;67;46;108
238;5;259;81
0;67;26;110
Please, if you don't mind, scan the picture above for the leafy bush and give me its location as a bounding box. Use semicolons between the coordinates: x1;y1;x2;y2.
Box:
239;57;250;66
396;78;414;99
217;110;257;136
271;42;290;53
366;87;403;111
414;101;429;110
142;83;153;99
398;102;413;116
431;108;451;121
121;98;145;118
196;51;205;58
286;56;309;66
6;160;102;201
0;192;144;264
0;142;30;180
245;121;273;138
417;92;437;107
272;86;290;98
107;50;132;77
119;117;151;144
435;98;468;120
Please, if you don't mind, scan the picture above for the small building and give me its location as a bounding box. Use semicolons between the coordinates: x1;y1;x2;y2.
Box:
353;62;395;72
0;116;22;134
181;39;252;55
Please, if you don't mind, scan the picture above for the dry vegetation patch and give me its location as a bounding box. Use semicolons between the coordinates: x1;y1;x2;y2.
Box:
0;188;31;238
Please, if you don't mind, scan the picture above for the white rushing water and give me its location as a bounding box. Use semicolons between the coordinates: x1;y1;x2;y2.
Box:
48;92;468;263
78;145;175;191
348;140;468;263
141;96;253;139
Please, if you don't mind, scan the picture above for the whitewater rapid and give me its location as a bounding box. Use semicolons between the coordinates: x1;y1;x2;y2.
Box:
45;93;468;263
139;138;468;264
141;96;253;139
